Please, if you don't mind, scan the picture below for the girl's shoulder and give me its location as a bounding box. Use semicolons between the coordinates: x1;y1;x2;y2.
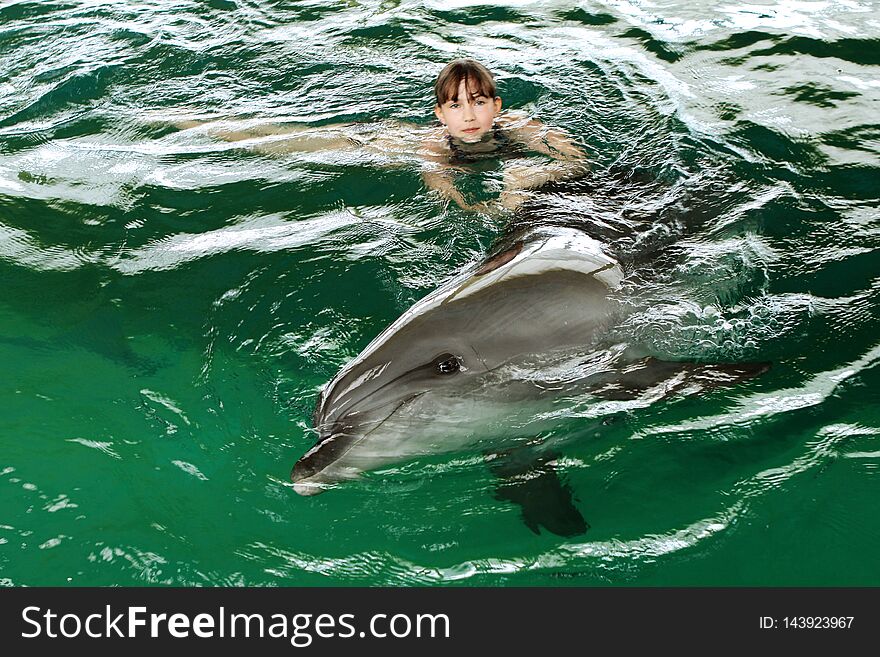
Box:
419;125;452;161
495;110;538;131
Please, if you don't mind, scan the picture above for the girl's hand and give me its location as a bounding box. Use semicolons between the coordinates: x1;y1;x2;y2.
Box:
466;190;528;215
497;190;529;211
501;161;549;192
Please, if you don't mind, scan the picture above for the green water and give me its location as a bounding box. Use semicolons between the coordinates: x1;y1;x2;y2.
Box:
1;0;878;586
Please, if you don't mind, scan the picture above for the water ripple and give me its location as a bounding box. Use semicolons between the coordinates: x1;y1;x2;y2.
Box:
0;0;877;586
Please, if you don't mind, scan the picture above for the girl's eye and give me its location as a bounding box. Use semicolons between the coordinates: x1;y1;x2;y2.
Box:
450;103;460;108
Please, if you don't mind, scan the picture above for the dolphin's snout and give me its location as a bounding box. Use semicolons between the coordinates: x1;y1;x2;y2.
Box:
291;478;327;496
291;429;358;496
290;458;325;496
290;442;332;496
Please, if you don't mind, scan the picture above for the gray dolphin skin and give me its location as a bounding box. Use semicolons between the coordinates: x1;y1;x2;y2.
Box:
291;225;768;509
291;226;626;495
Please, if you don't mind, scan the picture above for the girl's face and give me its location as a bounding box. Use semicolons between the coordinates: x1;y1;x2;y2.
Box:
435;79;502;143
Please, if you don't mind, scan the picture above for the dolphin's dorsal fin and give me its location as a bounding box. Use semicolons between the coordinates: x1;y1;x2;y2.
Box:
446;227;624;304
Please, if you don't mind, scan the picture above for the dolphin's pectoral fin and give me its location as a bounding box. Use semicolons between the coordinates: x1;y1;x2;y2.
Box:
587;357;771;401
488;448;588;538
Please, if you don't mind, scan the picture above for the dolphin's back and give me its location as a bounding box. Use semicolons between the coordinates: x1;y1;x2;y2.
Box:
337;225;622;375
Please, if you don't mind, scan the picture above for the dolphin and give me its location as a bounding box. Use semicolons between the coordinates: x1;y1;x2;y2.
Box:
291;224;769;533
292;227;620;487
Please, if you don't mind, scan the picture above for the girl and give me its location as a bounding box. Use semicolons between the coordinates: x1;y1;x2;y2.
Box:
175;58;588;213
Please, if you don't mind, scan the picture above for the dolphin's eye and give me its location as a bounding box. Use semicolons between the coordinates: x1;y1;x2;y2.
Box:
436;354;461;375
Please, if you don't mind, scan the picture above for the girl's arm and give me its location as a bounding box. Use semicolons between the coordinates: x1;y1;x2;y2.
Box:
496;117;590;210
175;119;357;153
421;167;477;211
419;134;479;211
508;116;587;161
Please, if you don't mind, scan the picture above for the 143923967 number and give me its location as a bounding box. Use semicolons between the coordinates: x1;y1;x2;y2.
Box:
784;617;854;629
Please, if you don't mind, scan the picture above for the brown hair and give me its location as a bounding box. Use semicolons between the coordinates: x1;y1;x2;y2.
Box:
434;59;497;105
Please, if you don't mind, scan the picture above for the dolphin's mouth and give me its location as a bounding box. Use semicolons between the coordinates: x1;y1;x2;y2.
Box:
291;392;425;496
290;431;358;496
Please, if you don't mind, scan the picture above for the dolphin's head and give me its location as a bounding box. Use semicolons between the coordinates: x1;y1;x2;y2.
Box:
290;293;508;496
291;227;623;495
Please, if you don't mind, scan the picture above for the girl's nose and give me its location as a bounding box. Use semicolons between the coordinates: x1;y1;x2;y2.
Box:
463;102;476;120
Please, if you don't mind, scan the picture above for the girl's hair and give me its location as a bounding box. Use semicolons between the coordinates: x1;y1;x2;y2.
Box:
434;59;497;105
